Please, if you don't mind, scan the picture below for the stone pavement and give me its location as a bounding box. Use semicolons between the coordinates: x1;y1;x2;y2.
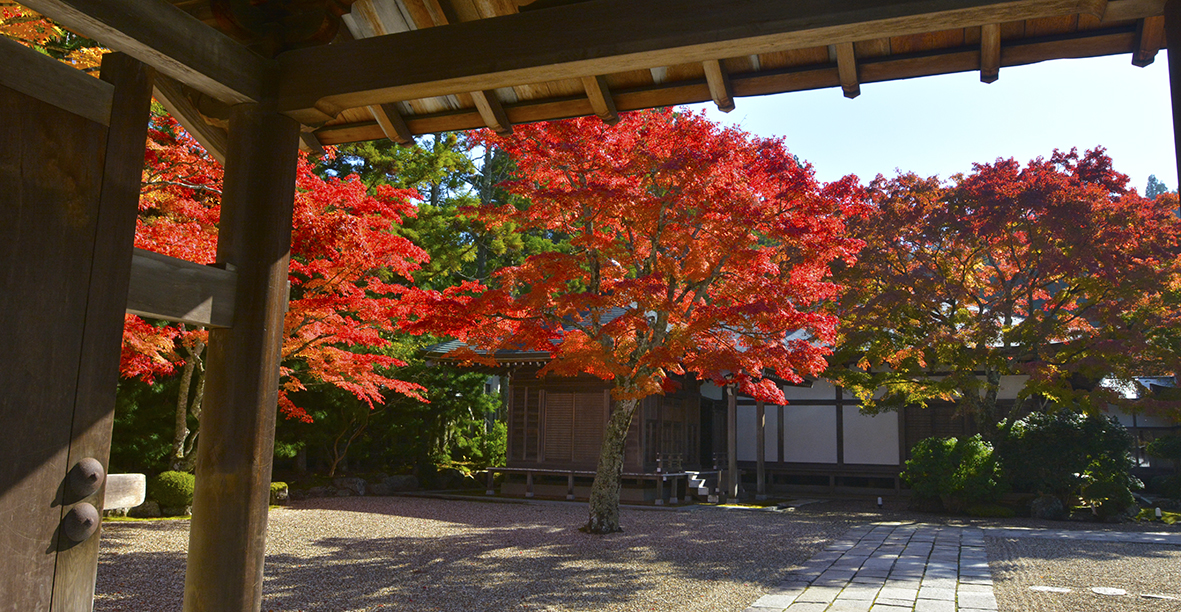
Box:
743;522;1181;612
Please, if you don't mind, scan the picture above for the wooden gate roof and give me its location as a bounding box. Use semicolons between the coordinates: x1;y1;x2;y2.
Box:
25;0;1168;155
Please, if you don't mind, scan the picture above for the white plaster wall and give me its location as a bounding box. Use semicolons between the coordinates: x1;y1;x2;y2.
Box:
736;404;756;461
842;406;900;465
783;405;838;463
765;407;779;462
700;382;724;401
782;379;837;401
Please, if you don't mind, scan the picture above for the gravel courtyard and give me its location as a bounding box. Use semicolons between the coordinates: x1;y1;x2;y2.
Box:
94;496;1181;612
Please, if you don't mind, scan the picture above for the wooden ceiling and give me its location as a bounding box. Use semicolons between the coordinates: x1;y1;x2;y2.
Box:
25;0;1170;155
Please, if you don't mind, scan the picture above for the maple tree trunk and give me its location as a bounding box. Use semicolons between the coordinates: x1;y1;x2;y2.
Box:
170;335;205;472
584;397;640;534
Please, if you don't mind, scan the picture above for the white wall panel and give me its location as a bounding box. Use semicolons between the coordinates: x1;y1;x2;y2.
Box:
842;406;900;465
736;404;756;461
783;405;838;463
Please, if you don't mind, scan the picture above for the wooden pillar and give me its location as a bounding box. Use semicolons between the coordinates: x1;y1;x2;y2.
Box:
756;400;766;501
1167;0;1181;194
184;103;300;612
727;384;738;500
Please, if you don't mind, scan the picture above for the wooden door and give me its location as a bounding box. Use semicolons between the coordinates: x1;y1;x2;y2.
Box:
0;45;151;611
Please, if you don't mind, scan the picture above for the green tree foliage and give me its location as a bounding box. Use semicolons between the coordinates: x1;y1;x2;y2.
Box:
1145;174;1171;198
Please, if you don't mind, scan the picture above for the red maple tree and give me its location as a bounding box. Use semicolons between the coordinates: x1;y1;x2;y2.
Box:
405;110;864;532
829;148;1181;430
124;111;429;467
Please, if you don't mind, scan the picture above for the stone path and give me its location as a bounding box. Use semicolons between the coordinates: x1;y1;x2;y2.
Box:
743;522;1181;612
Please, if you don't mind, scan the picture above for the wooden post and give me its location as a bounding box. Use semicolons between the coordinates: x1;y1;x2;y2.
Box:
567;472;575;500
1166;0;1181;196
486;469;495;496
727;384;738;501
526;472;534;498
756;400;766;501
184;103;300;612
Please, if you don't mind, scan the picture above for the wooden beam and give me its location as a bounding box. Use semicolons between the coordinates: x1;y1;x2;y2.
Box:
471;89;513;134
51;54;154;609
184;104;300;611
1133;15;1167;65
726;384;738;500
276;0;1106;121
702;59;736;111
835;42;861;98
126;249;237;328
581;75;620;124
21;0;270;104
152;74;228;163
368;103;416;146
1103;0;1165;21
0;35;112;125
755;400;766;500
981;23;1002;82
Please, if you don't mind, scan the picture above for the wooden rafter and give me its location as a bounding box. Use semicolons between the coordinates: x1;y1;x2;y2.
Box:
309;24;1143;145
299;130;326;157
126;248;237;328
703;59;736;112
835;42;860;98
581;75;620;124
21;0;270;104
472;89;514;134
368;103;416;146
1133;15;1166;66
276;0;1107;122
981;23;1002;82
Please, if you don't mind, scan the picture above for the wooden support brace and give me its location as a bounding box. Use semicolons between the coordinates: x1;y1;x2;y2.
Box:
581;75;620;124
126;248;237;328
1134;15;1167;66
299;130;326;158
981;23;1002;82
835;42;860;98
702;59;735;112
471;89;513;135
153;75;228;163
368;103;416;146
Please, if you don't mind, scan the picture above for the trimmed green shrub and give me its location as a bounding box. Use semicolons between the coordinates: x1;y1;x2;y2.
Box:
996;412;1139;502
149;471;195;508
1082;479;1136;520
270;482;289;505
902;435;1005;512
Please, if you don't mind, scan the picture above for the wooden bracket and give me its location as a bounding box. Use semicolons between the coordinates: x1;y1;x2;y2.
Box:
981;23;1002;82
472;89;513;134
1133;15;1166;67
126;248;237;328
703;59;735;112
835;42;860;98
581;75;620;124
368;103;416;146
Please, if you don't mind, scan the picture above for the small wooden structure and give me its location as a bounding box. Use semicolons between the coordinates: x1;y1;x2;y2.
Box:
5;1;1181;610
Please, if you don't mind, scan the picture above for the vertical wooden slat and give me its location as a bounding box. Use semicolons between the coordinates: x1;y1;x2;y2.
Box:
702;59;735;112
835;42;860;98
184;103;300;612
836;386;845;467
52;52;154;611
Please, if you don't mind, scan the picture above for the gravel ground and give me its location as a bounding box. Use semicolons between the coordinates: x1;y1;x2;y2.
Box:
93;495;1181;612
988;538;1181;612
95;496;854;612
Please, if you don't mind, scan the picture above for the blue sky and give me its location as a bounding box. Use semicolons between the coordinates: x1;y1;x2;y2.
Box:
689;52;1176;194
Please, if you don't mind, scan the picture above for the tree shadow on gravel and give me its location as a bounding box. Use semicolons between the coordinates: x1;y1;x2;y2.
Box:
95;498;854;611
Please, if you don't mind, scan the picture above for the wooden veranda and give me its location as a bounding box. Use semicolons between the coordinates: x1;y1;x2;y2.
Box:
2;0;1179;610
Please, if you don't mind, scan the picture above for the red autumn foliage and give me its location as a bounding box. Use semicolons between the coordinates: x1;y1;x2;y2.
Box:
122;112;429;421
404;109;865;404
